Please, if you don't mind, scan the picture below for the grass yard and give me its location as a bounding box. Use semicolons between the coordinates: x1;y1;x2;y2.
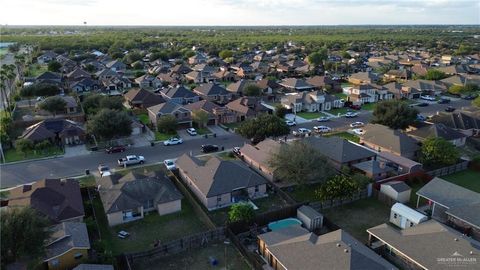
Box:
329;107;350;115
322;198;390;243
26;64;48;77
78;175;96;188
334;92;348;99
2;146;64;163
197;127;211;135
361;103;377;111
216;151;237;160
0;48;7;58
296;112;325;120
442;169;480;193
155;131;177;141
407;181;427;208
137;113;150;125
135;240;250;270
223;122;241;130
325;131;360;143
285;183;322;203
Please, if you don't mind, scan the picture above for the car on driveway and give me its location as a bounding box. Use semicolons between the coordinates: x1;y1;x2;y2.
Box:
351;128;365;135
163;159;176;170
350;121;365;128
285;120;296;126
105;145;126;154
416;102;429;107
233;147;241;156
292;128;312;136
420;95;435;101
186;128;197;136
345;111;358;118
163;137;183;146
313;126;332;133
445;106;456;112
202;144;219;153
316;116;330;122
98;164;111;177
438;98;450;104
349;104;361;110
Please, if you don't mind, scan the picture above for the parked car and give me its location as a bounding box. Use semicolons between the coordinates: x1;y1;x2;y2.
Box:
345;111;359;118
163;159;176;170
201;144;219;153
233;147;241;156
313;126;332;133
163;137;183;146
351;128;365;135
445;106;456;112
416;102;429;107
285;120;296;126
416;115;427;122
349;104;361;110
463;94;476;100
186;128;197;136
316;116;330;122
292;128;312;136
98;164;111;177
105;145;126;154
420;95;435;101
438;98;450;104
118;155;145;167
350;121;365;128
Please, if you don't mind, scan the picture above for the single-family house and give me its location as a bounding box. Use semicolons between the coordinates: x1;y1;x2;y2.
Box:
44;222;90;270
105;60;126;72
348;71;379;85
20;118;85;145
134;74;162;89
403;80;447;96
36;71;63;86
226;79;255;96
258;225;397;270
279;78;314;92
70;77;100;93
255;79;282;96
2;179;84;223
407;123;468;147
160;86;200;105
281;91;329;113
147;101;192;128
176;154;268;210
306;75;342;92
384;69;409;82
225;97;269;122
97;172;183;226
367;220;480;270
184;100;234;125
188;54;207;65
427;109;480;137
193;83;232;105
384;82;421;100
124;88;165;109
238;139;282;182
37;51;59;64
361;124;420;160
352;159;395;181
436;65;468;75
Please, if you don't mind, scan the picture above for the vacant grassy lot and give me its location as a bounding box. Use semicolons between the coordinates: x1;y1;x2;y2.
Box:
135;240;250;270
442;169;480;193
322;198;390;243
3;146;64;163
325;131;360;143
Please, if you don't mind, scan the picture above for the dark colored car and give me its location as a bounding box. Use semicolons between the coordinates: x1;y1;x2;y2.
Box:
349;104;362;110
438;98;450;104
416;102;429;107
201;144;219;153
445;106;456;112
105;145;126;154
463;95;476;100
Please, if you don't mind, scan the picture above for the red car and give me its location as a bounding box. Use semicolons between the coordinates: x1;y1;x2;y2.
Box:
105;145;126;154
349;104;361;110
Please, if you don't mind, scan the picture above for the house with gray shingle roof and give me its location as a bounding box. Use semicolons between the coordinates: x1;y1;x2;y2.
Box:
239;139;282;182
45;222;90;270
147;101;192;128
427;109;480;136
176;154;267;210
97;172;183;226
407;123;467;146
258;225;397;270
160;86;200;105
416;177;480;240
279;78;314;92
193;83;232;104
367;220;480;270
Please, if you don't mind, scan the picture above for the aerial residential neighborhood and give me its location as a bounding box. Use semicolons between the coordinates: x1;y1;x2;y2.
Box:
1;1;480;270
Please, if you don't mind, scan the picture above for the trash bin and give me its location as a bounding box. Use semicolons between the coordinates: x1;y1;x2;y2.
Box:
213;133;217;137
204;134;208;138
221;146;224;151
150;141;155;147
85;169;90;175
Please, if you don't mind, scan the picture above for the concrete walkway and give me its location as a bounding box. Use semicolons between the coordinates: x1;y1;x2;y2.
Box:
64;145;91;158
285;114;309;124
207;125;231;136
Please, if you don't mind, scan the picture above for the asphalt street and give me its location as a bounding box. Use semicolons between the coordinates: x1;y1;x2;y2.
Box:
0;134;247;188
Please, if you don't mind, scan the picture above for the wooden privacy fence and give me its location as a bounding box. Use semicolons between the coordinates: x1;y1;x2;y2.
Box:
309;189;368;211
372;188;398;207
226;228;265;270
426;160;469;178
125;227;225;266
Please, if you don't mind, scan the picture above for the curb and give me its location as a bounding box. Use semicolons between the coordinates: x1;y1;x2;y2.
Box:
0;154;65;166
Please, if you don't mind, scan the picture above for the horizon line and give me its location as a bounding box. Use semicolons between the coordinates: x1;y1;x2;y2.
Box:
2;24;479;27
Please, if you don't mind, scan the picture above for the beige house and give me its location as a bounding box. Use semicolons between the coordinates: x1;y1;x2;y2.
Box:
97;172;183;226
176;154;268;210
238;139;282;182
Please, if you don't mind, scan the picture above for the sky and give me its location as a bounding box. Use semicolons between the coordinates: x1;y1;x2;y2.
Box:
1;0;479;25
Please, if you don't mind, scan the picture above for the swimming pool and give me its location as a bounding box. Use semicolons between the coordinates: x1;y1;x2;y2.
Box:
268;218;302;231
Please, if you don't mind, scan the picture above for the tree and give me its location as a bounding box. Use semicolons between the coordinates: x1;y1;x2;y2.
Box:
244;84;262;96
307;48;328;66
218;50;233;59
424;69;447;80
315;175;360;202
372;100;418;129
269;140;333;185
87;109;132;141
192;110;209;128
157;115;178;134
15;139;33;157
420;137;460;167
125;51;142;64
1;207;50;265
99;96;123;111
47;61;61;72
274;104;288;119
38;96;67;117
237;114;289;141
34;140;52;153
464;83;480;93
21;83;60;98
473;96;480;108
228;203;255;223
448;85;465;95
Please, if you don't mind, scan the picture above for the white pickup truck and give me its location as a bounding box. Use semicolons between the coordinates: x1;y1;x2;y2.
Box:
118;155;145;167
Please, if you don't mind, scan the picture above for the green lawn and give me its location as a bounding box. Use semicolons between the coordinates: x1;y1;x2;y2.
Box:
285;183;323;203
328;107;350;115
0;48;7;57
442;169;480;193
361;103;377;111
2;146;64;163
341;83;353;88
296;112;325;120
197;127;211;135
325;131;360;143
216;151;237;160
137;114;150;125
407;181;427;208
26;64;48;77
78;175;96;188
92;196;209;255
322;198;390;243
223;122;241;130
135;240;250;270
155;131;177;141
334;93;348;99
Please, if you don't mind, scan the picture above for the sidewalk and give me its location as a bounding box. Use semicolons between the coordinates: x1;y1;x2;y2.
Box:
285;113;309;124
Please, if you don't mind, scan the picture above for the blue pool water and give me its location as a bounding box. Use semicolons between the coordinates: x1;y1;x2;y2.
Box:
268;218;302;231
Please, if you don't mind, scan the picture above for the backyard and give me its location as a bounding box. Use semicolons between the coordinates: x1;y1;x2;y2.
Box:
439;169;480;193
26;64;48;77
325;131;360;143
134;240;250;270
322;198;390;243
2;145;64;163
284;183;322;203
361;103;377;111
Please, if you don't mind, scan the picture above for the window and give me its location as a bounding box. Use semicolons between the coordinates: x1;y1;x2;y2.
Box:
217;197;222;202
393;213;397;219
410;222;414;227
143;199;154;209
255;186;259;192
74;253;83;260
